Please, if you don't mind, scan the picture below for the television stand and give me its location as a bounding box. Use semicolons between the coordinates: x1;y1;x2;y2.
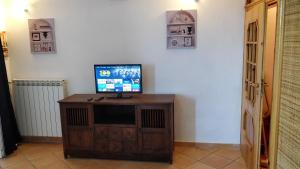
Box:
58;94;175;163
105;93;133;99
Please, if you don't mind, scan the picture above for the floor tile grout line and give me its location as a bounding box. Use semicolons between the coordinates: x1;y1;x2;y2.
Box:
199;150;234;169
213;150;243;169
229;156;247;167
212;148;243;161
221;160;236;169
220;155;245;169
19;145;68;169
19;149;38;169
178;145;221;160
197;147;243;169
177;147;221;169
51;151;74;169
178;146;240;169
174;151;198;169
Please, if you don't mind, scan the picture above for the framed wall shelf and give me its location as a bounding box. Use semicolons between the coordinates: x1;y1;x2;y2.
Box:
166;10;197;49
28;18;57;54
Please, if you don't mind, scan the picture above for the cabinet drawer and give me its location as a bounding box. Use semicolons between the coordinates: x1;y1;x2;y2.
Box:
95;127;109;139
109;128;122;141
122;128;137;141
123;141;137;153
109;141;122;153
94;139;108;153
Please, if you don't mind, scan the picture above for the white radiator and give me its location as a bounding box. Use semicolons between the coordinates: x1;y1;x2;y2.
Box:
13;79;66;137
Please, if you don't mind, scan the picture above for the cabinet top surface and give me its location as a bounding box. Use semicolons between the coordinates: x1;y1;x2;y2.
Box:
58;94;175;104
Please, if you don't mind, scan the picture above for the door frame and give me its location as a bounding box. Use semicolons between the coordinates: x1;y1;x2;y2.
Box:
268;0;285;168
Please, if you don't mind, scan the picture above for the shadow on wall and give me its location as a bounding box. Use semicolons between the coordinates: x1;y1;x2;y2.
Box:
142;64;156;93
174;94;196;142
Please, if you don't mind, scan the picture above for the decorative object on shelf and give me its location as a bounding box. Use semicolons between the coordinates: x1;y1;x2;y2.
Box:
166;10;197;49
0;31;8;57
28;18;56;54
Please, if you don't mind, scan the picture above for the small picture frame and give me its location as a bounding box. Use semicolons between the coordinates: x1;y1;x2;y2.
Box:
184;37;192;47
32;33;41;41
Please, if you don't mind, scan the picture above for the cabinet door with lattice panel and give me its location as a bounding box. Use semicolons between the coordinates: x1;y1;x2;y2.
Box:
60;104;93;150
241;2;265;169
137;105;170;154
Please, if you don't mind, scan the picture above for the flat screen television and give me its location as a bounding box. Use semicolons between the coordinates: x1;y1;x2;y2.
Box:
94;64;142;95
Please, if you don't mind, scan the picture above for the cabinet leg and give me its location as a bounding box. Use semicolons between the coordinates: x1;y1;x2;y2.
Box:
64;152;68;159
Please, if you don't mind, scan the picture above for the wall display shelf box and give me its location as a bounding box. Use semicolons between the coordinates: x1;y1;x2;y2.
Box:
58;94;175;163
28;18;57;54
167;10;197;49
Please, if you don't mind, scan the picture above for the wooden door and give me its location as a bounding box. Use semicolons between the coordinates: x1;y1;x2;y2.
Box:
241;1;265;169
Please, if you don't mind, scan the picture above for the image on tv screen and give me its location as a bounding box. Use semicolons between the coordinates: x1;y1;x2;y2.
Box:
94;65;141;93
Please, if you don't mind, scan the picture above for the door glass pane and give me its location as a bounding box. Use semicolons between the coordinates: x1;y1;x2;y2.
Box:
245;21;258;104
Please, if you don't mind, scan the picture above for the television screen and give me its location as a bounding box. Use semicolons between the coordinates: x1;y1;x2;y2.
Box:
94;64;142;93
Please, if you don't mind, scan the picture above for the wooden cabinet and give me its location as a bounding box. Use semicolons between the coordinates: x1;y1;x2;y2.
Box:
59;94;175;163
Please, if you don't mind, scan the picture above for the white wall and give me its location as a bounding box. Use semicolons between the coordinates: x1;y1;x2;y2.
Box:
5;0;245;144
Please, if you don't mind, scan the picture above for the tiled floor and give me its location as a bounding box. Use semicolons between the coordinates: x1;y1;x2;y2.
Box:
0;143;247;169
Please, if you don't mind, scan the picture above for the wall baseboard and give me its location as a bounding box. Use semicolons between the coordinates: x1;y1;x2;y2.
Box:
20;137;240;148
21;136;62;144
175;141;240;149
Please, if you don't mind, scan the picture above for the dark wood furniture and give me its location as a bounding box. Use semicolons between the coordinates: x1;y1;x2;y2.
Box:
58;94;175;163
